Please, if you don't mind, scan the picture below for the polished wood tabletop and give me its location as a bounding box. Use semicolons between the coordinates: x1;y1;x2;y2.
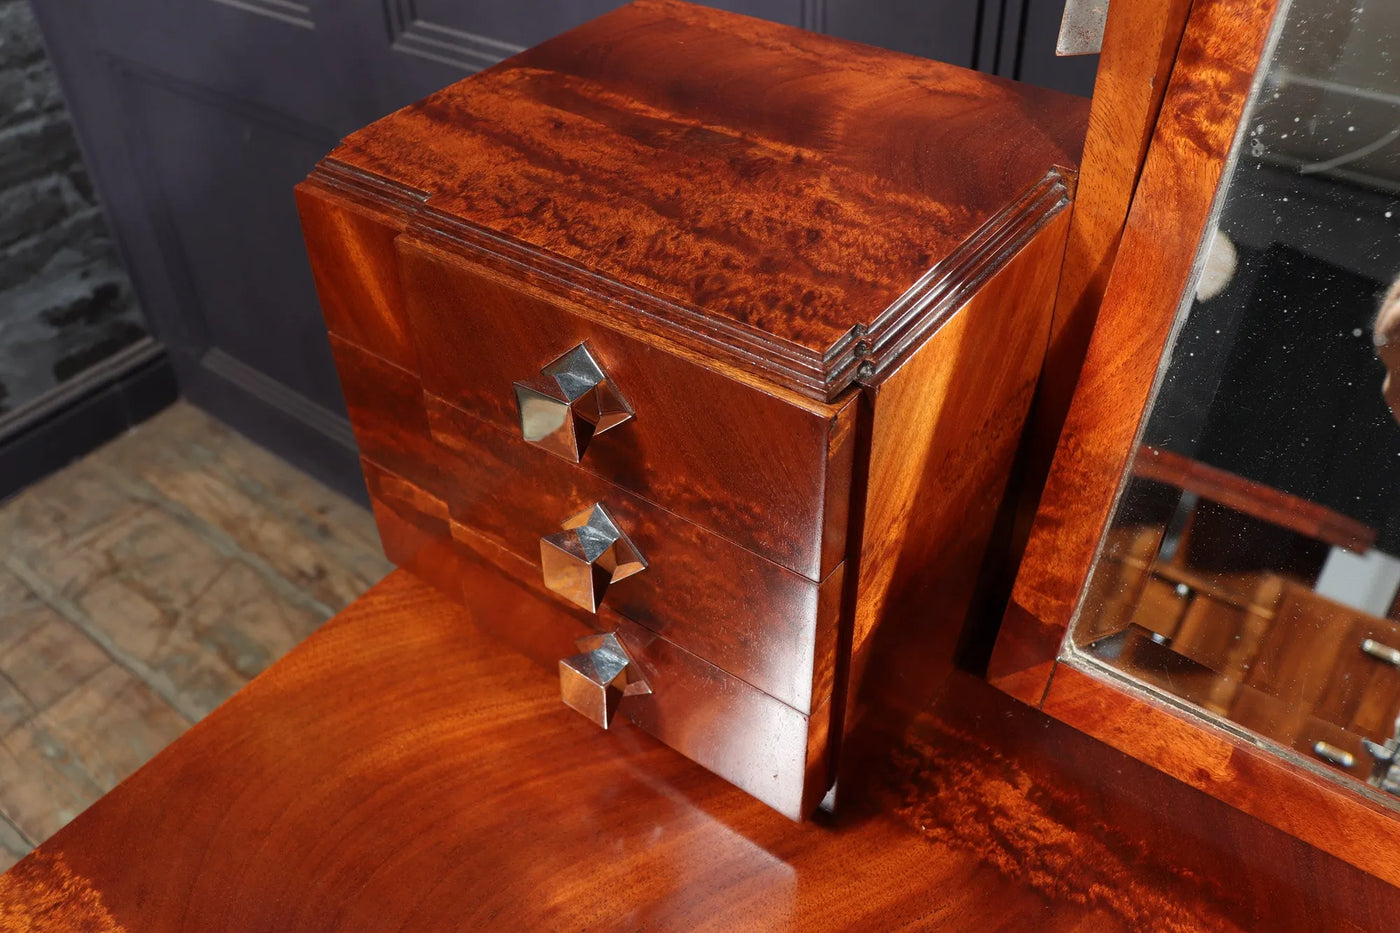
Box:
2;570;1396;930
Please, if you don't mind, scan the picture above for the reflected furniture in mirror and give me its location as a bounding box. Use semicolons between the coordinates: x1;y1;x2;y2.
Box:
992;0;1400;886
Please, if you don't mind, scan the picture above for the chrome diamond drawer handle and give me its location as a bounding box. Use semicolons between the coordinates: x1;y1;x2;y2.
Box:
540;503;646;612
559;632;651;729
513;343;632;462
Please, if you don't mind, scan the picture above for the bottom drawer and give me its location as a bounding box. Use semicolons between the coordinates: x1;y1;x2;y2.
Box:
363;457;833;819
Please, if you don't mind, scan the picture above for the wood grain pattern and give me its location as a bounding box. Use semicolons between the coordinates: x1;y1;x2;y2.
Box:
326;260;852;808
980;0;1400;889
9;571;1400;930
842;207;1071;747
448;523;833;820
990;0;1284;701
361;459;464;604
398;237;858;582
315;0;1087;398
296;183;419;372
998;0;1190;680
301;0;1087;821
1020;0;1194;496
424;394;843;715
1042;661;1400;889
327;334;446;500
363;459;834;818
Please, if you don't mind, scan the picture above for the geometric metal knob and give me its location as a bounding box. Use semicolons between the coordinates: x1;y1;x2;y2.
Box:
539;503;646;612
559;631;651;729
513;343;632;462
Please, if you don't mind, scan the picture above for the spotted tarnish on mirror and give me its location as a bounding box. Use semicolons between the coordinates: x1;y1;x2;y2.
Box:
992;0;1400;885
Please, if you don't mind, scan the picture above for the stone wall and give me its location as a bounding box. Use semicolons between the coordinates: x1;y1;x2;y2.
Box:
0;0;145;417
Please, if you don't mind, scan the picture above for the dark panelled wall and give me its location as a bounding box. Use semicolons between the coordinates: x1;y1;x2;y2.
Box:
0;0;148;414
0;0;178;498
26;0;1096;502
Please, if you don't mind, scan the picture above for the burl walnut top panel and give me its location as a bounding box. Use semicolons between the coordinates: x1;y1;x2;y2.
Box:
323;0;1088;398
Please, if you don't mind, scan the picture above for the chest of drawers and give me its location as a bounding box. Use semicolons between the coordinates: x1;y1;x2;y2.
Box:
296;0;1087;818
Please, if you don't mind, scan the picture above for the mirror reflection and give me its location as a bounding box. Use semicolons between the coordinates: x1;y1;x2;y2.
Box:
1071;0;1400;798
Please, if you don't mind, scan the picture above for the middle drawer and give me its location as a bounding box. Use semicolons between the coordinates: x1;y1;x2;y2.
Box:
427;393;843;715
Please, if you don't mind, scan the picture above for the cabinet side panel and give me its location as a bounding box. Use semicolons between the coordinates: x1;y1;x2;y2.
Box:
329;336;444;498
296;183;418;372
842;210;1071;743
363;457;463;602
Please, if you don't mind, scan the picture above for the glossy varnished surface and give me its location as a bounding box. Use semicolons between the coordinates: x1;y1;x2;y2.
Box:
5;571;1400;930
327;335;446;501
296;186;416;373
991;0;1284;701
317;0;1087;397
1007;0;1193;592
844;207;1072;741
329;321;845;717
298;0;1089;822
447;520;833;819
397;238;857;581
1023;0;1192;481
424;394;843;715
362;456;834;819
312;207;850;811
984;0;1400;890
307;102;1078;821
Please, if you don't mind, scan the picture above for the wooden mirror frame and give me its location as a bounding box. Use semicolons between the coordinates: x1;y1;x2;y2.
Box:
989;0;1400;886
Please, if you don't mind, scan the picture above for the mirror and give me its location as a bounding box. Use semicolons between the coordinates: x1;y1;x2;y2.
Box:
1068;0;1400;803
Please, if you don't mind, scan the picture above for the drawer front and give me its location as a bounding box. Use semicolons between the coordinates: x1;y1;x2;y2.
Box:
397;237;857;582
428;394;842;715
359;460;830;820
450;518;831;821
328;332;841;713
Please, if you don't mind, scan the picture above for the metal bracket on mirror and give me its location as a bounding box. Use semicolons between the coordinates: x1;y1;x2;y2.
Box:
1057;0;1109;55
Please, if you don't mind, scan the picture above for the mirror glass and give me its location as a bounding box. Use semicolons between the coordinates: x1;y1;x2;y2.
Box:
1069;0;1400;801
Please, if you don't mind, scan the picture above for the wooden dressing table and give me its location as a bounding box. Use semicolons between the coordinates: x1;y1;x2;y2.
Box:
7;0;1400;925
3;570;1398;930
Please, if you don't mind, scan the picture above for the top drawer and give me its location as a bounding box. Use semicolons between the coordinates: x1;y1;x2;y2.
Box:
397;238;857;582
